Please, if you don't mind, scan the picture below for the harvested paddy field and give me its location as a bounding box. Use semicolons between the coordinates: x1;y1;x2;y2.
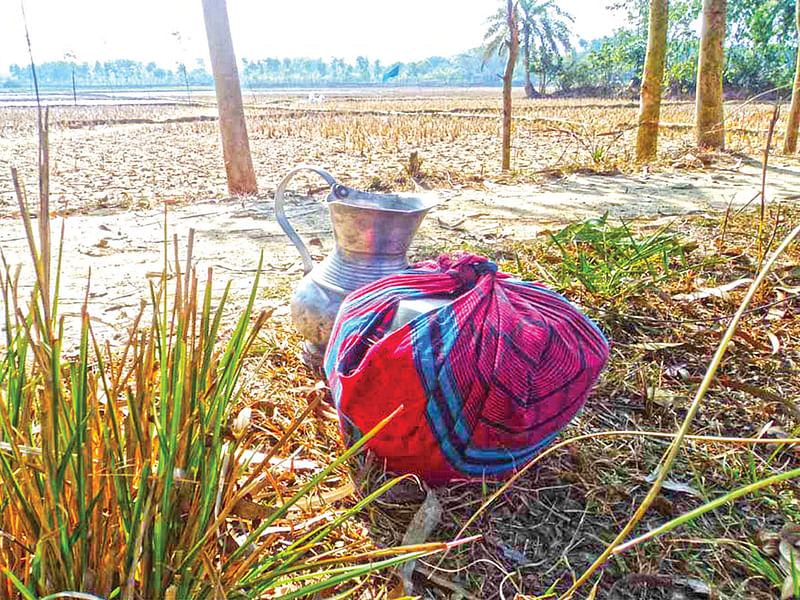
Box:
1;89;799;599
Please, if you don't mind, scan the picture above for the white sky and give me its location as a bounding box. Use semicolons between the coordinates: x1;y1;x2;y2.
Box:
0;1;623;73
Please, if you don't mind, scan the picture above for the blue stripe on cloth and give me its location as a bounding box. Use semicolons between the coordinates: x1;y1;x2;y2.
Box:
413;302;545;474
464;431;558;460
410;300;566;475
411;310;466;468
444;431;558;476
465;431;560;473
324;313;373;372
326;284;424;405
432;306;472;446
414;304;480;472
340;283;421;312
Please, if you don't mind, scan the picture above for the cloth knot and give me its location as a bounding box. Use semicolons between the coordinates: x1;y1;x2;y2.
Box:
435;253;497;290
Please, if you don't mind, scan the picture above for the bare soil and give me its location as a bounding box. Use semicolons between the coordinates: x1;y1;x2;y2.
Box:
2;142;798;347
1;95;800;599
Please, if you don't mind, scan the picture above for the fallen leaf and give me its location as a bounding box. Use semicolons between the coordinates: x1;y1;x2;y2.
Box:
648;386;688;409
781;574;797;600
628;341;685;351
673;277;753;302
232;406;251;437
586;580;600;600
675;576;712;596
645;470;702;498
401;488;442;592
497;542;527;565
666;362;690;380
767;290;788;321
767;331;781;355
236;448;320;471
756;530;781;557
779;539;800;571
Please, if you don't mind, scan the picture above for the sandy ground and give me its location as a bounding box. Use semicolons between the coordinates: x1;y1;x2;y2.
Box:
1;153;799;349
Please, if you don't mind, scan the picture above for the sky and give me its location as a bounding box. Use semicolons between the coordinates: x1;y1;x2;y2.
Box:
0;1;623;74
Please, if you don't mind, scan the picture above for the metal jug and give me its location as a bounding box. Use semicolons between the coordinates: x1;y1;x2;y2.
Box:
275;165;437;368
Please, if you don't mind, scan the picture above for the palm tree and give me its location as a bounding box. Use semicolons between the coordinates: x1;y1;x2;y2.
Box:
519;0;573;97
484;0;520;170
485;1;573;98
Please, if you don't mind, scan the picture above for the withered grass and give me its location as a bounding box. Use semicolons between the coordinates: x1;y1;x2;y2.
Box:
2;94;798;215
0;93;798;599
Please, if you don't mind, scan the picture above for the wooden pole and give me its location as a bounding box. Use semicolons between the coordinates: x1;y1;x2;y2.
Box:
202;0;258;195
501;0;519;171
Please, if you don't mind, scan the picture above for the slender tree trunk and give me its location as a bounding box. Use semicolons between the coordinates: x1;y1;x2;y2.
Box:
202;0;258;195
522;26;536;98
635;0;669;161
783;0;800;153
539;62;547;96
502;0;519;171
695;0;727;149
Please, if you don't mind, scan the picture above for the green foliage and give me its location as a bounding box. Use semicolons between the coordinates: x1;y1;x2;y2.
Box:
586;30;647;88
3;50;511;89
542;214;696;299
519;0;574;94
483;0;574;94
554;54;596;91
726;0;797;90
734;547;785;589
569;0;795;95
581;0;699;92
664;0;702;93
5;58;212;88
0;226;424;597
0;114;446;599
5;0;795;95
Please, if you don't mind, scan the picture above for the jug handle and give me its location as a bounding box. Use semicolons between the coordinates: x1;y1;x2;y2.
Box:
275;165;338;275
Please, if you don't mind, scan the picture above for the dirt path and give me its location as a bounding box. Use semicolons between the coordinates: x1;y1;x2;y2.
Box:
1;157;798;346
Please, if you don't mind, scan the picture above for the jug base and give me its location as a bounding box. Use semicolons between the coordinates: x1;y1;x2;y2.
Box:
301;340;326;378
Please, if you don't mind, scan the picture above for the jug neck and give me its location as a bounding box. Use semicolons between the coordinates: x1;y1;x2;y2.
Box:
311;248;408;294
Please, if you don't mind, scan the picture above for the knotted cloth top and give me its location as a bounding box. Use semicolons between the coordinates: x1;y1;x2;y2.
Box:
324;253;610;483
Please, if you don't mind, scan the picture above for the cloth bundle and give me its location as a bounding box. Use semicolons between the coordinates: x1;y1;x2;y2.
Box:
324;254;610;483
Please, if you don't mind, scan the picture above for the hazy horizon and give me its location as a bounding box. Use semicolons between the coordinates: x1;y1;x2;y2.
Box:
0;1;622;75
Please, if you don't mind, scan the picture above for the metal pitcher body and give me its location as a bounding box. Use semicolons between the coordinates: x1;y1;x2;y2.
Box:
275;165;436;368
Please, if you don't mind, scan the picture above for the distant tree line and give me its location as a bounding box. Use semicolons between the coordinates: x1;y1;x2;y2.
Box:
1;0;795;95
3;58;214;89
1;49;511;90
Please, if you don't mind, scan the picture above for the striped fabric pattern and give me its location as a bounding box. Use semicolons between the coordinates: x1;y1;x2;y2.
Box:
324;253;610;483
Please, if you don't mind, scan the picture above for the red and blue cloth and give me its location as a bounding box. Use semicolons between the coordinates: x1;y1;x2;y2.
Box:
323;254;610;483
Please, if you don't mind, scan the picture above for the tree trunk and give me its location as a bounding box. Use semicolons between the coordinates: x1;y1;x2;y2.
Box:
635;0;669;161
202;0;258;195
522;26;536;98
502;0;520;171
695;0;727;149
783;0;800;153
539;64;547;96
